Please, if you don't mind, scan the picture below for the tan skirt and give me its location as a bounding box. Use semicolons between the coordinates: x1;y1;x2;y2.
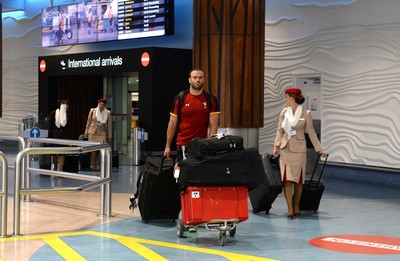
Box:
279;146;306;184
88;133;106;143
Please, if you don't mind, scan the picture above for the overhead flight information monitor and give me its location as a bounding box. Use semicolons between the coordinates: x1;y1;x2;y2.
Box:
118;0;170;39
42;0;174;47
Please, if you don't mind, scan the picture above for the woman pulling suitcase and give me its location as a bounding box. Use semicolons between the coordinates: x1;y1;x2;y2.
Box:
272;87;328;219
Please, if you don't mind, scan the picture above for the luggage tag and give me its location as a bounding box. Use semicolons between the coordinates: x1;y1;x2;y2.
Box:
214;127;230;139
129;194;137;213
182;145;187;160
173;163;180;183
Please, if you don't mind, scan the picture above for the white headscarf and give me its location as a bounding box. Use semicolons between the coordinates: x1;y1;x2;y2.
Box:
282;105;303;139
55;104;67;128
96;106;108;124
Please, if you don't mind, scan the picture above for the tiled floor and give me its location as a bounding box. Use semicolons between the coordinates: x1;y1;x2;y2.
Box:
0;140;399;260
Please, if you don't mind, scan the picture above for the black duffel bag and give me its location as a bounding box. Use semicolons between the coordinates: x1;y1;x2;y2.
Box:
179;147;264;190
185;135;244;156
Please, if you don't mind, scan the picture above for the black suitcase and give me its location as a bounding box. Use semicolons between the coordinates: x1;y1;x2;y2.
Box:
179;147;265;189
78;134;91;171
137;156;181;223
63;154;79;173
112;150;119;168
249;154;282;214
80;153;91;171
299;154;328;212
39;154;52;170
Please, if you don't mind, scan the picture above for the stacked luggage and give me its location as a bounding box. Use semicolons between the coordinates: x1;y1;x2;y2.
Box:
134;134;265;245
178;135;265;245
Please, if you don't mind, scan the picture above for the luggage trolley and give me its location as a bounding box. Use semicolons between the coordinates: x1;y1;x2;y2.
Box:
176;186;249;246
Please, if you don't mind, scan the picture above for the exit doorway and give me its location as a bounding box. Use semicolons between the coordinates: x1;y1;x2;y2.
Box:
103;72;140;155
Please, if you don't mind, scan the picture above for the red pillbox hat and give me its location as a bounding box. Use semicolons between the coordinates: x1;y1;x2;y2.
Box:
98;98;107;104
285;87;302;95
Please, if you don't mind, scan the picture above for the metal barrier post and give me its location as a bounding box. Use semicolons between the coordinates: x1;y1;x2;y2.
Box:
14;150;23;236
0;152;8;237
0;136;25;237
98;147;112;217
100;148;105;217
105;147;112;217
13;140;112;236
132;127;141;165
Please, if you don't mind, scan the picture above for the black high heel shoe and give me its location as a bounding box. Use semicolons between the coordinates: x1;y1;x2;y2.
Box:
287;213;294;219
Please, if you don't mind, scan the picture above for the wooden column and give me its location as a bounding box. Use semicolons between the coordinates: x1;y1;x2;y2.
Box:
193;0;265;128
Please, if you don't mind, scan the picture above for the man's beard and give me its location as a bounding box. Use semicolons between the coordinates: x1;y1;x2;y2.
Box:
191;82;203;90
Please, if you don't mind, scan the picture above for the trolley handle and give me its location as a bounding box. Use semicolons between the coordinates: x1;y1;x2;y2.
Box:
309;154;329;185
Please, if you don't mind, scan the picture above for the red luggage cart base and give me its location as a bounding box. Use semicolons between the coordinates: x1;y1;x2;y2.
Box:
176;186;248;246
177;218;239;246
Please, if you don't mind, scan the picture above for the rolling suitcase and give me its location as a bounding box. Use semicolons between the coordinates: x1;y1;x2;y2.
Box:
78;134;91;171
137;156;181;223
112;150;119;168
63;154;79;173
248;154;282;214
111;129;119;168
299;154;328;212
39;154;52;170
79;153;91;171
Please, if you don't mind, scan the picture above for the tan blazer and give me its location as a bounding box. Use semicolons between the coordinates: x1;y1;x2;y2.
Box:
84;108;112;139
274;107;322;153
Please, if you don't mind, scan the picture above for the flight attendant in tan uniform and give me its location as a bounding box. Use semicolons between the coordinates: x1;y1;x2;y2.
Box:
85;98;112;171
272;87;327;218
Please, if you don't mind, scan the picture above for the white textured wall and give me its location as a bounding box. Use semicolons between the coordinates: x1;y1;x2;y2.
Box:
260;0;400;168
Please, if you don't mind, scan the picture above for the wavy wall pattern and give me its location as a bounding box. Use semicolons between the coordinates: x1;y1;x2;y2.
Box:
2;57;39;134
260;23;400;168
292;0;358;8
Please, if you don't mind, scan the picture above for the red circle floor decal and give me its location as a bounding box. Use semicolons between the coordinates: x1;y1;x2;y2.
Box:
310;235;400;254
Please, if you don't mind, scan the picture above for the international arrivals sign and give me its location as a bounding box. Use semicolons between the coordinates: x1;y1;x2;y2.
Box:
65;56;124;69
39;48;156;75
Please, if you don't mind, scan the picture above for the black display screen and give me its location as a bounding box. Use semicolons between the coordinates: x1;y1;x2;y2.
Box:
41;0;173;47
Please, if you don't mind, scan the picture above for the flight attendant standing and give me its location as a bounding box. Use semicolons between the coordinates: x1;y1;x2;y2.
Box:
84;98;112;171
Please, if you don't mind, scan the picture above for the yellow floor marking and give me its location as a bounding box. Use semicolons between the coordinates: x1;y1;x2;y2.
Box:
43;235;86;261
1;231;279;261
110;237;169;261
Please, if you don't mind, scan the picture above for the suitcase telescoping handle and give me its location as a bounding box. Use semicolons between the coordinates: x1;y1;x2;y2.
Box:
309;154;329;185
